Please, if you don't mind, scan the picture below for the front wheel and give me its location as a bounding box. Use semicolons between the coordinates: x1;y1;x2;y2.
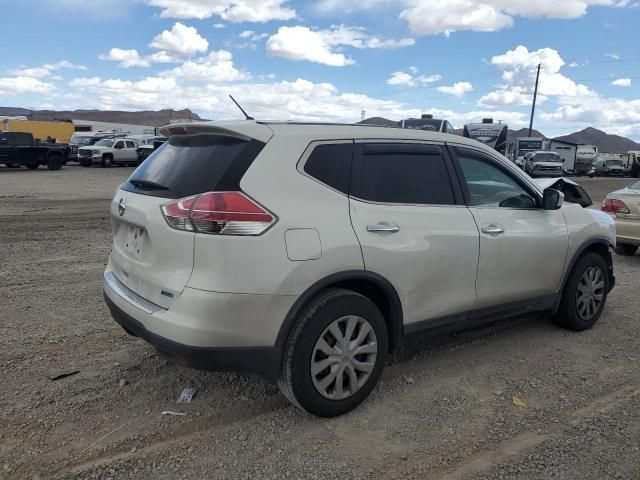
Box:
554;253;609;331
616;244;638;256
26;161;39;170
278;288;388;417
102;155;113;168
46;155;63;170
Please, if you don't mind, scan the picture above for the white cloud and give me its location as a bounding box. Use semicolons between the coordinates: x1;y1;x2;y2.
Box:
387;70;442;87
611;78;631;87
0;77;56;97
99;48;151;68
8;60;87;78
146;0;296;22
150;23;209;56
162;50;248;82
266;25;414;66
213;23;225;28
478;45;595;107
236;30;269;49
437;81;474;97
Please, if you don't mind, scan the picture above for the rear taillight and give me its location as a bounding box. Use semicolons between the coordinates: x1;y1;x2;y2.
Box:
601;198;630;214
161;192;275;235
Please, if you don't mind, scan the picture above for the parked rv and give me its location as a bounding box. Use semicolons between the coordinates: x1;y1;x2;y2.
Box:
400;114;455;133
621;151;640;177
463;119;508;154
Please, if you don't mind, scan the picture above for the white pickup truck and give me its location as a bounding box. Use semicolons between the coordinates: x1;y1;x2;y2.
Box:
78;138;139;168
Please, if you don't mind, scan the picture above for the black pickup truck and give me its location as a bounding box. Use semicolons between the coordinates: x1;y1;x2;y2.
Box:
0;132;68;170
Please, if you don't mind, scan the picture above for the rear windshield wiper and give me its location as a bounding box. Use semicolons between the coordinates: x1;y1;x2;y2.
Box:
129;179;170;191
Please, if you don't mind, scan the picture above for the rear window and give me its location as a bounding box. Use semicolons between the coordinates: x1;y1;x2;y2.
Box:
122;134;265;199
354;143;455;205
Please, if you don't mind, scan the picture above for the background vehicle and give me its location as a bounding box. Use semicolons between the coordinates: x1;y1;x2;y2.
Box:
524;151;564;177
574;145;598;175
103;121;615;417
135;136;166;163
400;114;455;133
591;157;626;177
0;131;67;170
602;178;640;256
620;151;640;177
68;132;128;163
463;118;508;154
78;137;138;167
514;137;545;167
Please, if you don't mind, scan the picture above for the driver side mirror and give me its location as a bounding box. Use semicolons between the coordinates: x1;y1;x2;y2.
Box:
0;138;7;145
543;188;564;210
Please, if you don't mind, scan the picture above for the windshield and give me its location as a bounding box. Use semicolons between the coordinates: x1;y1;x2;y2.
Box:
535;153;562;162
71;135;94;146
95;139;115;147
606;160;623;166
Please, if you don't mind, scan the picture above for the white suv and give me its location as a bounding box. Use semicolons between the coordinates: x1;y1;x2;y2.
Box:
104;121;616;417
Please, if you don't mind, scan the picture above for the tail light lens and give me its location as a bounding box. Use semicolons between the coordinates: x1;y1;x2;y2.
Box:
601;198;630;214
161;192;275;235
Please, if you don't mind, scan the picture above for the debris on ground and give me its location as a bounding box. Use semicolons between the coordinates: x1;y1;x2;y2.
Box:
160;410;187;416
512;396;526;408
119;379;129;387
47;369;79;381
177;387;196;404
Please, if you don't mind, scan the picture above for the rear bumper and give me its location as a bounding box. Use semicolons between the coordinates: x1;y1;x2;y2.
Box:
104;293;281;380
615;217;640;246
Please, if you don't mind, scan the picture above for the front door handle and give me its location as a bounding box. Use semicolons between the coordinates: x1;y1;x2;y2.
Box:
481;223;505;235
367;222;400;233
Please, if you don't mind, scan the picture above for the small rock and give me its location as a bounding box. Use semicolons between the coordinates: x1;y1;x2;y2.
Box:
119;379;129;387
403;376;415;384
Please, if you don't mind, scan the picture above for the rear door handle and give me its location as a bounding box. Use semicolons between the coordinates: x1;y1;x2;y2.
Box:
367;222;400;233
481;223;505;235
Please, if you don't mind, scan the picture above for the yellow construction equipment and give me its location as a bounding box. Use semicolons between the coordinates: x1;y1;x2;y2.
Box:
0;119;75;143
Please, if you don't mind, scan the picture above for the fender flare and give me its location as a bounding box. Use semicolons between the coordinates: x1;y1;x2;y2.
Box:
274;270;404;352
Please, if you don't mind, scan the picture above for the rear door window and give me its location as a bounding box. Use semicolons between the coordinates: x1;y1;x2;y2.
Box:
353;143;456;205
302;143;352;194
125;141;135;149
123;134;265;199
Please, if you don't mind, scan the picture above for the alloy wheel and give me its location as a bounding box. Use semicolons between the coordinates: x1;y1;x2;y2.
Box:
311;315;378;400
576;266;605;321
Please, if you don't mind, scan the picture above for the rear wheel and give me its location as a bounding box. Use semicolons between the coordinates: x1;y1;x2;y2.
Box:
102;155;113;168
554;253;609;331
278;288;388;417
46;154;63;170
616;244;638;256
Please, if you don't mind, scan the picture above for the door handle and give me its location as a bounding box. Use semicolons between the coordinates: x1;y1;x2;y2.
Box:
481;223;505;235
367;222;400;233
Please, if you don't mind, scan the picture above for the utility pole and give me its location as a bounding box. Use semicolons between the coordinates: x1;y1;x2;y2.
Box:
528;63;541;137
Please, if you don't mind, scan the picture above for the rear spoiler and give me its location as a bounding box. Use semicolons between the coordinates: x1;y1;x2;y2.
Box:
159;121;274;143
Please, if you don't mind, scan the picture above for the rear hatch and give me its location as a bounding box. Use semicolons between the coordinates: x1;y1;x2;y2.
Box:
109;123;272;309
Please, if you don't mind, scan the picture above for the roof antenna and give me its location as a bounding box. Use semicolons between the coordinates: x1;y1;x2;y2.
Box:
229;95;254;120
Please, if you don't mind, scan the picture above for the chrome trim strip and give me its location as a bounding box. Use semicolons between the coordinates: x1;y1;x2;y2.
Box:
103;271;164;314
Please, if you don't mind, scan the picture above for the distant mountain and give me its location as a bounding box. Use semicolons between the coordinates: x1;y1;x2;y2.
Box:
0;107;202;127
555;127;640;154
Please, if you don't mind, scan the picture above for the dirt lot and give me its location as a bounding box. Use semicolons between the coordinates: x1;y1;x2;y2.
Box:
1;166;639;480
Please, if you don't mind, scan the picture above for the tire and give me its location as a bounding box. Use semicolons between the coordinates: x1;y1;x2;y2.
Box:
278;288;388;417
46;154;63;171
81;159;92;168
26;161;39;170
554;253;610;331
615;244;638;256
102;155;113;168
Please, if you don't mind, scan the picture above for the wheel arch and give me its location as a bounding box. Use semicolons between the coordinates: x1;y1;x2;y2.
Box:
275;271;404;355
553;238;614;312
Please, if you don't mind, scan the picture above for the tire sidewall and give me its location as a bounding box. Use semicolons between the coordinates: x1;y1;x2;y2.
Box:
288;293;388;417
103;155;113;168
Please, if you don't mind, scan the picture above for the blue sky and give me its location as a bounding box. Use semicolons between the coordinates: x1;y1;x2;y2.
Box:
1;0;639;139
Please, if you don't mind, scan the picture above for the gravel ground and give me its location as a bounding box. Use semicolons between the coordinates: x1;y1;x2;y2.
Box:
1;166;638;480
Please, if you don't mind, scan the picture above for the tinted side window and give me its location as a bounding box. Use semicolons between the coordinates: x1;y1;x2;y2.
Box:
125;141;135;148
303;143;352;194
114;141;124;149
356;144;455;205
455;148;536;209
5;133;32;146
